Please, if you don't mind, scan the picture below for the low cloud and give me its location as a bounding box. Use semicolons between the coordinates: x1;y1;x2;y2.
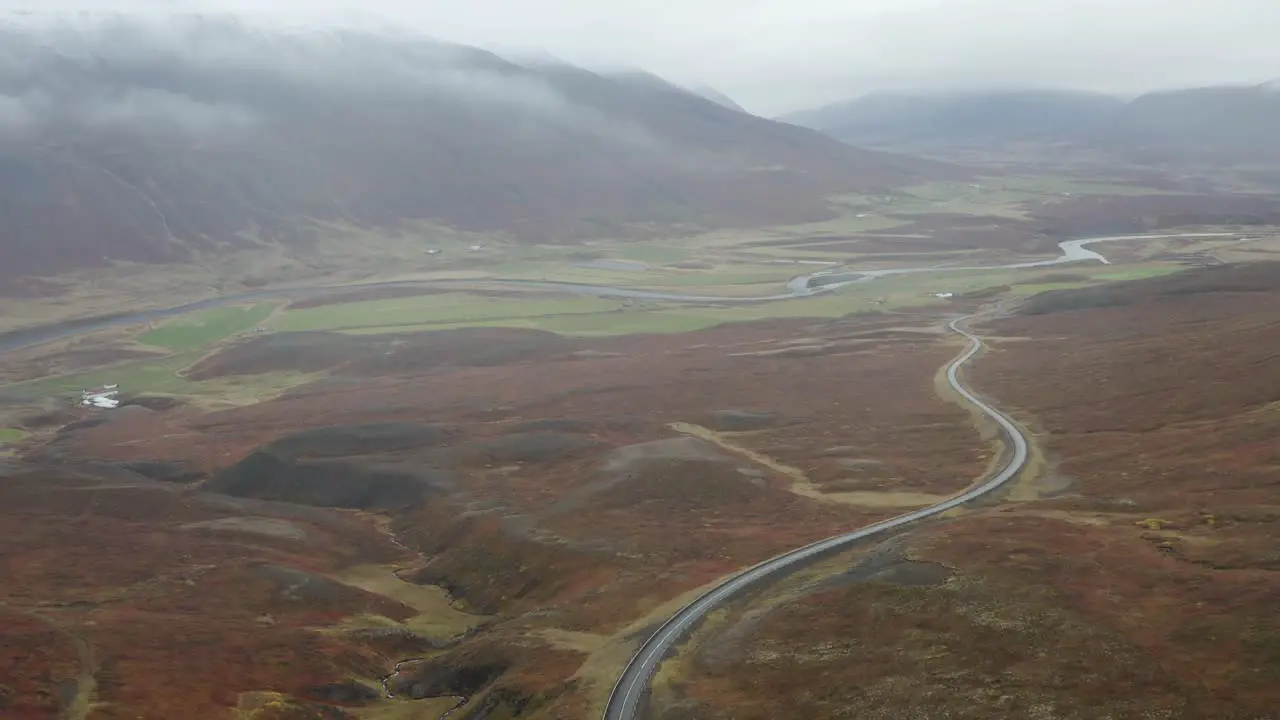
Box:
0;16;660;149
0;92;37;137
80;88;260;135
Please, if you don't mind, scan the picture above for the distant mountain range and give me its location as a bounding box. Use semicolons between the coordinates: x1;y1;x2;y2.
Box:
783;83;1280;162
0;16;943;282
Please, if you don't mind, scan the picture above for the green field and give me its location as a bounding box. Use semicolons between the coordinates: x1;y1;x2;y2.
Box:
337;280;939;338
270;293;623;333
635;268;804;288
0;257;1193;407
482;256;805;290
614;242;694;264
876;176;1172;219
139;303;275;351
19;352;204;397
304;261;1190;338
339;299;885;338
3;351;315;407
1094;266;1186;281
0;428;27;443
1012;281;1095;294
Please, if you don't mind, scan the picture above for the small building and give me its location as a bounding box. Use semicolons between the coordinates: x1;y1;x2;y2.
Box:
80;386;120;410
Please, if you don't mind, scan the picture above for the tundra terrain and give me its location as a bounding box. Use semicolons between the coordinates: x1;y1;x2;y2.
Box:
659;262;1280;719
3;306;995;719
4;13;1280;720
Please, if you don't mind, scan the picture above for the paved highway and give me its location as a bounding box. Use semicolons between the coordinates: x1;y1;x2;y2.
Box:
601;315;1028;720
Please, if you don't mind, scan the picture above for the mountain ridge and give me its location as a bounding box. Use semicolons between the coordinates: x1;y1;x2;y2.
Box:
0;16;950;285
784;83;1280;161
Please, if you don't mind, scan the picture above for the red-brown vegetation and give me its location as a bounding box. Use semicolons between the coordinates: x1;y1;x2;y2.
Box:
0;467;410;720
668;262;1280;718
5;307;989;718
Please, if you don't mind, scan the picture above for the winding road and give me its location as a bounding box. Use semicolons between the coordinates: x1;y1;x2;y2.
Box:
598;232;1232;719
601;315;1025;720
0;230;1236;717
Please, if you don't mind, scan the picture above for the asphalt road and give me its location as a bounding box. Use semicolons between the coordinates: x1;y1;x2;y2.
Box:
601;315;1028;720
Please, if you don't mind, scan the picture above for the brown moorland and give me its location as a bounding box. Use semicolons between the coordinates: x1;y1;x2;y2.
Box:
0;462;441;720
668;262;1280;719
3;305;990;718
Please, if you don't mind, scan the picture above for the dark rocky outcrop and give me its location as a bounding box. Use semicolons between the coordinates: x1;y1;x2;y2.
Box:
117;460;206;485
203;451;446;510
261;423;456;460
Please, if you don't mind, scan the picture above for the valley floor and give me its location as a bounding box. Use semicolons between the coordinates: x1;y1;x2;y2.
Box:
2;232;1279;720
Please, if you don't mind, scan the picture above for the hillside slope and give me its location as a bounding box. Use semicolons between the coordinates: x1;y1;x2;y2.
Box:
1104;83;1280;162
0;16;944;283
786;83;1280;163
782;90;1123;152
674;262;1280;718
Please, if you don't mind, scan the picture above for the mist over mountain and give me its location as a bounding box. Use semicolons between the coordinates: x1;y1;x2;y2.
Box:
0;15;942;282
784;83;1280;163
689;85;748;113
1104;83;1280;163
782;90;1124;152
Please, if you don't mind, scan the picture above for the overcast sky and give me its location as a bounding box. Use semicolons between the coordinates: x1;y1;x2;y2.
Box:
5;0;1279;115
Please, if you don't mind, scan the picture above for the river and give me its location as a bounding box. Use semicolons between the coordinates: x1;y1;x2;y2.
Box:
0;233;1233;356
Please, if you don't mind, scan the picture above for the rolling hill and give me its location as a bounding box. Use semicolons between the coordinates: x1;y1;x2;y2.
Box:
785;83;1280;163
0;15;946;284
781;90;1124;153
1103;82;1280;163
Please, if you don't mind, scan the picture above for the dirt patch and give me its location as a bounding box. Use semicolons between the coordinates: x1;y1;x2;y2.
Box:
181;516;311;541
601;436;730;471
546;437;737;514
590;458;773;511
668;422;922;509
332;564;485;643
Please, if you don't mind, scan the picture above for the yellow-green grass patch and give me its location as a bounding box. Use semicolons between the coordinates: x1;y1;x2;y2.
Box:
138;303;276;352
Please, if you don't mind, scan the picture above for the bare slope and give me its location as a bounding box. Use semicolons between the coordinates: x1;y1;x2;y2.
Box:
786;82;1280;164
671;262;1280;719
0;15;946;285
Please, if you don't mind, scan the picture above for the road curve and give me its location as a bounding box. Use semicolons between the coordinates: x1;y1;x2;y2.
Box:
602;315;1028;720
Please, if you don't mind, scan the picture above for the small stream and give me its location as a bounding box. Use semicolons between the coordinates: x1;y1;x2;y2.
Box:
379;657;468;718
0;232;1233;356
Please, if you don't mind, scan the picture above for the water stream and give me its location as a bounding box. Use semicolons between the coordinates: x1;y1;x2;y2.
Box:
0;233;1233;356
